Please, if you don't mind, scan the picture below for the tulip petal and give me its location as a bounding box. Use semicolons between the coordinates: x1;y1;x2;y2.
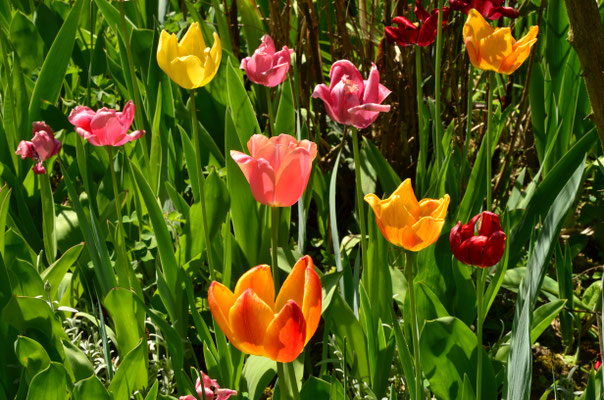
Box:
118;100;136;130
178;22;206;59
234;265;275;311
311;84;338;123
229;288;275;355
168;55;204;90
464;9;494;42
498;26;538;74
329;60;364;90
16;141;34;159
208;281;237;343
230;150;276;206
157;31;179;75
402;216;446;251
392;179;421;217
264;300;306;362
68;105;96;134
273;147;313;207
478;27;514;71
90;109;123;146
112;130;146;147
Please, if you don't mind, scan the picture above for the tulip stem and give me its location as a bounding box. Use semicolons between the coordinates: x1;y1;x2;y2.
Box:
476;267;486;400
406;251;423;400
485;72;494;211
271;206;280;291
190;90;216;282
415;47;427;194
434;0;445;168
285;361;301;400
351;127;368;273
266;87;276;136
464;65;473;160
107;146;130;288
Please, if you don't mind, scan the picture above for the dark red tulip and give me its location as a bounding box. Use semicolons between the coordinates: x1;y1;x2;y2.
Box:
450;0;519;20
450;211;506;268
385;0;450;47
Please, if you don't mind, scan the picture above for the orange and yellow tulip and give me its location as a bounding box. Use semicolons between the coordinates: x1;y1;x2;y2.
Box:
364;179;450;252
208;256;322;363
463;9;538;75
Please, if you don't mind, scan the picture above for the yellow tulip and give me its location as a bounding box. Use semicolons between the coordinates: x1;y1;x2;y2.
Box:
364;179;450;252
157;22;222;89
464;9;538;75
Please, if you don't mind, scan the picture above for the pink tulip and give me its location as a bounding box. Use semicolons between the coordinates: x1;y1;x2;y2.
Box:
68;100;145;147
16;122;62;174
179;372;236;400
312;60;391;129
230;134;317;207
240;35;294;87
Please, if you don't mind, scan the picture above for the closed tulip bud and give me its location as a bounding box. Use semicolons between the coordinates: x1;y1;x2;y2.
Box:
312;60;391;130
208;256;322;363
230;134;317;207
157;22;222;89
240;35;294;87
365;179;450;252
450;211;506;267
463;9;538;74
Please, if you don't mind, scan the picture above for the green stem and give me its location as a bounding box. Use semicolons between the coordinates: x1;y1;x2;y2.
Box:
464;66;473;160
271;206;280;292
118;0;149;164
476;268;486;400
276;362;290;400
285;361;301;400
434;0;445;167
107;146;130;288
415;47;427;193
486;72;494;211
190;90;216;282
266;87;275;136
406;251;423;400
87;0;95;107
351;128;368;272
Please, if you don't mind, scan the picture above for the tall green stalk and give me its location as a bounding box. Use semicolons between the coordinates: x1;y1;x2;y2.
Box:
406;251;423;400
486;73;494;211
415;47;427;193
351;128;368;272
265;87;275;136
476;267;486;400
117;0;149;164
189;90;216;282
271;206;280;292
434;0;445;167
285;361;301;400
464;66;474;159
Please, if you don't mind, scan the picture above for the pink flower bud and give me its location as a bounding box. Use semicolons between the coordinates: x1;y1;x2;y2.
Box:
240;35;294;87
16;122;61;174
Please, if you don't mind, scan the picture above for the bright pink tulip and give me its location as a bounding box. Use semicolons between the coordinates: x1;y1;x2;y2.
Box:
312;60;391;129
240;35;294;87
230;134;317;207
16;122;62;174
179;371;236;400
68;100;145;147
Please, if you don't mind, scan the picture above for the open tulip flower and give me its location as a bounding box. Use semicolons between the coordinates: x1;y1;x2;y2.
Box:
68;100;145;147
451;0;519;20
230;134;317;207
364;179;450;252
179;371;236;400
464;9;538;74
157;22;222;89
240;35;294;87
450;211;506;267
312;60;391;129
208;255;322;363
16;122;61;174
385;0;450;47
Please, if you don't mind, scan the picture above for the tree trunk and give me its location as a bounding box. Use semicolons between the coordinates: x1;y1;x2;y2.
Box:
563;0;604;152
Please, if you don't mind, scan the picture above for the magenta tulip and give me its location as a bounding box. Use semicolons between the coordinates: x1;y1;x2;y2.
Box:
385;1;450;47
16;122;61;174
240;35;294;87
230;134;317;207
179;371;236;400
68;100;145;147
312;60;391;129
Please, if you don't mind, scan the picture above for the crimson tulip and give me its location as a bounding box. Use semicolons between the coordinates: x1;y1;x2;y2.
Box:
450;211;506;267
385;0;450;47
450;0;519;20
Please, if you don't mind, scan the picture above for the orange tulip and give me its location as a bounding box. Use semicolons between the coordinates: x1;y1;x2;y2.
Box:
463;9;538;75
208;256;322;363
364;179;450;252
